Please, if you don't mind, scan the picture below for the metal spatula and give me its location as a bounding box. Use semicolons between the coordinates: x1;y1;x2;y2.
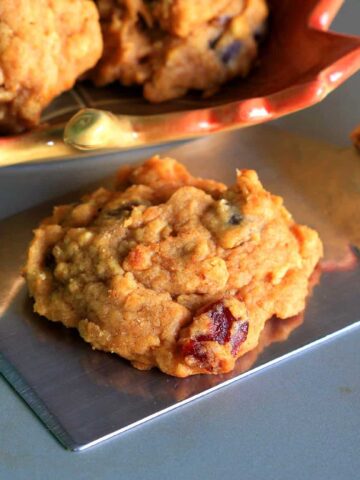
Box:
0;125;359;450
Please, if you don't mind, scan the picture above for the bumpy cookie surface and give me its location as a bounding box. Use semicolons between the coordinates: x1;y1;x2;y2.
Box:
93;0;268;101
0;0;103;132
25;157;322;377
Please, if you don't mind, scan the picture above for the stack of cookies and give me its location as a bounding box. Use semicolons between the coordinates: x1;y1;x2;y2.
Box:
0;0;268;132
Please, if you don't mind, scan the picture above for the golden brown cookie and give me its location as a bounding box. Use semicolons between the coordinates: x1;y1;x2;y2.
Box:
25;156;322;377
0;0;103;132
93;0;268;101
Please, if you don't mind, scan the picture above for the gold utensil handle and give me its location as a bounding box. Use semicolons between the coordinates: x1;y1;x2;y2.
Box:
64;100;274;150
63;107;223;151
0;125;75;167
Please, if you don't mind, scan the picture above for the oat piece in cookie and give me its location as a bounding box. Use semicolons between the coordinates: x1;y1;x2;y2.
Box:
93;0;268;101
0;0;103;133
25;156;322;377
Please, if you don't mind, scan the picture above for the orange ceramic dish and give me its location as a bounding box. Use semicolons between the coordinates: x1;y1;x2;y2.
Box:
1;0;360;163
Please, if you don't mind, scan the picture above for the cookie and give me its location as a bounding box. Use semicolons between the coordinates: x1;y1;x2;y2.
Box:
25;156;322;377
0;0;103;132
93;0;268;101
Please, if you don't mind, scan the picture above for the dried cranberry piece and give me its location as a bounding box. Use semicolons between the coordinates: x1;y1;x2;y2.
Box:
230;321;249;355
181;340;209;365
197;302;234;344
182;300;249;369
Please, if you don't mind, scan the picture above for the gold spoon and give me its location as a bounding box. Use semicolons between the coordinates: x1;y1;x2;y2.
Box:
0;102;269;167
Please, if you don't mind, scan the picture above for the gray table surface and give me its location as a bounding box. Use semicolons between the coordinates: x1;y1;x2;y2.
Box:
1;3;359;479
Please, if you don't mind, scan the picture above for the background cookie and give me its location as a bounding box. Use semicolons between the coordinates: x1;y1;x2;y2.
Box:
93;0;268;101
0;0;103;132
